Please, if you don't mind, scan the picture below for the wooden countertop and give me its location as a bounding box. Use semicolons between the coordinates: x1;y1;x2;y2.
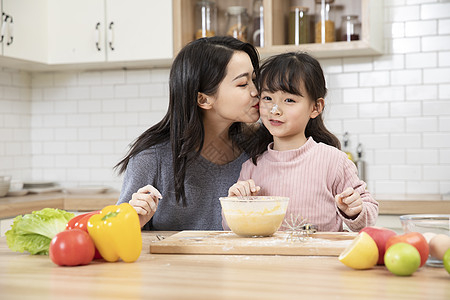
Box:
1;192;449;219
0;232;449;299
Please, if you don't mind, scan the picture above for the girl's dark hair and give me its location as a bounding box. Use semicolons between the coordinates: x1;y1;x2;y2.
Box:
254;52;340;160
115;36;264;205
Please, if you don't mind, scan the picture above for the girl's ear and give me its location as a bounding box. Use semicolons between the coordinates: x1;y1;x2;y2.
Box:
310;98;324;119
197;92;214;109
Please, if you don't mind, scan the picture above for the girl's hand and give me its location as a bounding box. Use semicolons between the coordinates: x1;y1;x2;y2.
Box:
335;187;362;218
129;185;162;228
228;179;260;197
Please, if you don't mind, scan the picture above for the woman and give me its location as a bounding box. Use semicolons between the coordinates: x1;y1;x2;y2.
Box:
115;36;269;230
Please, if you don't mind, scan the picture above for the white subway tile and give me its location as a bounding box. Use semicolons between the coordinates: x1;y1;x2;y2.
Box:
360;103;390;118
54;128;77;141
79;72;102;86
440;149;450;164
374;118;405;133
139;83;166;97
407;149;439;164
150;97;169;111
113;112;139;127
422;36;450;52
91;86;114;99
42;115;66;128
66;141;90;154
390;37;421;54
67;114;90;127
374;55;405;71
102;70;125;85
366;165;389;181
373;86;404;102
126;70;151;83
327;73;358;88
405;52;437;69
78;128;101;141
102;127;126;140
5;142;21;155
91;141;115;154
391;69;422;85
79;100;101;113
53;72;78;87
438;84;450;99
343;119;373;134
125;98;151;112
102;98;126;113
0;72;12;85
424;68;450;84
407;0;435;4
360;71;390;87
31;73;53;87
375;149;406;164
323;119;342;133
319;58;343;73
406;117;438;132
13;72;31;87
43;142;66;155
374;180;406;194
390;102;421;117
327;103;358;119
343;57;373;72
54;100;77;114
405;20;437;37
54;155;78;168
31;88;43;101
385;0;406;7
440;182;450;194
4;87;21;100
406;181;439;194
66;87;89;100
423;101;450;115
424;165;450;180
43;87;66;101
138;112;166;127
343;88;373;103
421;3;450;20
78;155;103;168
32;155;55;168
406;85;438;101
386;22;405;38
390;133;422;148
91;113;115;127
439;52;450;67
439;19;450;35
423;133;450;147
67;168;91;181
391;165;422;180
389;6;420;22
114;85;139;98
150;69;170;83
439;116;450;131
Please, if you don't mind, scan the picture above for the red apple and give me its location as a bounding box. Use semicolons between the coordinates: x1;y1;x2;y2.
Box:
360;226;397;265
385;232;429;267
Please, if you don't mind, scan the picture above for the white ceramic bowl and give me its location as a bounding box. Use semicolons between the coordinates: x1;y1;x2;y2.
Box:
400;214;450;266
0;176;11;197
220;196;289;237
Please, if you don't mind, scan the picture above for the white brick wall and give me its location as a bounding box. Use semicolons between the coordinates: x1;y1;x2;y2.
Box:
0;0;449;195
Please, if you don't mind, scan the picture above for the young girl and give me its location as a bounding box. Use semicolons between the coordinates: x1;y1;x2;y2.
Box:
115;37;269;230
228;52;378;232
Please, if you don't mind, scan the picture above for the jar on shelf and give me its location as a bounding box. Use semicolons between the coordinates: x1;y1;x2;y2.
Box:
194;0;217;40
225;6;249;42
288;6;310;45
341;15;360;41
252;0;264;47
314;0;335;43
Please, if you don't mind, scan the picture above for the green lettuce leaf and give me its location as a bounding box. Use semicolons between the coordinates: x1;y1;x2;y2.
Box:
5;208;74;255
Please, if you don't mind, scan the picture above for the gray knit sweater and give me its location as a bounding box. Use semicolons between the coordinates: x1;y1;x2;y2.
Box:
117;141;249;230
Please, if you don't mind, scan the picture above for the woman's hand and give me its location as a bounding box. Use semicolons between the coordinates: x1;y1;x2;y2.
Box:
228;179;260;197
129;185;162;228
335;187;362;218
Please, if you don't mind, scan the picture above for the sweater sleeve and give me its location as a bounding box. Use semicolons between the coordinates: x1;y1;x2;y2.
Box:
117;148;159;206
334;153;379;231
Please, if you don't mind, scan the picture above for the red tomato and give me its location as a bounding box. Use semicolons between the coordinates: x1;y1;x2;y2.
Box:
66;211;102;259
49;229;95;266
385;232;429;267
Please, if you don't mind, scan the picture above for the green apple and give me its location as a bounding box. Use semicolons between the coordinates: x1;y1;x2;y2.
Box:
384;242;421;276
444;248;450;274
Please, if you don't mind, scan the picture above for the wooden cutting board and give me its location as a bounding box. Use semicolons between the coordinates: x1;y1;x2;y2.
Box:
150;230;357;256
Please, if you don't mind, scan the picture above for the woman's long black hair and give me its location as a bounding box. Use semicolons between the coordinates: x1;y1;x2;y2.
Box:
115;36;267;205
252;52;340;162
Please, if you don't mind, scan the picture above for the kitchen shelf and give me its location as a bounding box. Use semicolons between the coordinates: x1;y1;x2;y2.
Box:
173;0;383;59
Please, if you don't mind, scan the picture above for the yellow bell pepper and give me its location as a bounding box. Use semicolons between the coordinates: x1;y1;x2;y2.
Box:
87;203;142;263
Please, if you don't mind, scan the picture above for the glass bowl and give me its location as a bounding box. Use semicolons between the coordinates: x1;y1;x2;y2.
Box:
399;214;450;267
219;196;289;237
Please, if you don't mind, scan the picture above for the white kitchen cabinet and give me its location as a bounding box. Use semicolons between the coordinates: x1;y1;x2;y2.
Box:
47;0;173;65
1;0;48;63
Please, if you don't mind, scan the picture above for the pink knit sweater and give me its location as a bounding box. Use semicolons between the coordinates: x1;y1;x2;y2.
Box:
237;137;378;232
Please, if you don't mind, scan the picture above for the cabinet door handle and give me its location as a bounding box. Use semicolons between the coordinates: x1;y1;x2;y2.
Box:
0;13;8;43
6;16;13;46
108;21;115;51
95;22;101;51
